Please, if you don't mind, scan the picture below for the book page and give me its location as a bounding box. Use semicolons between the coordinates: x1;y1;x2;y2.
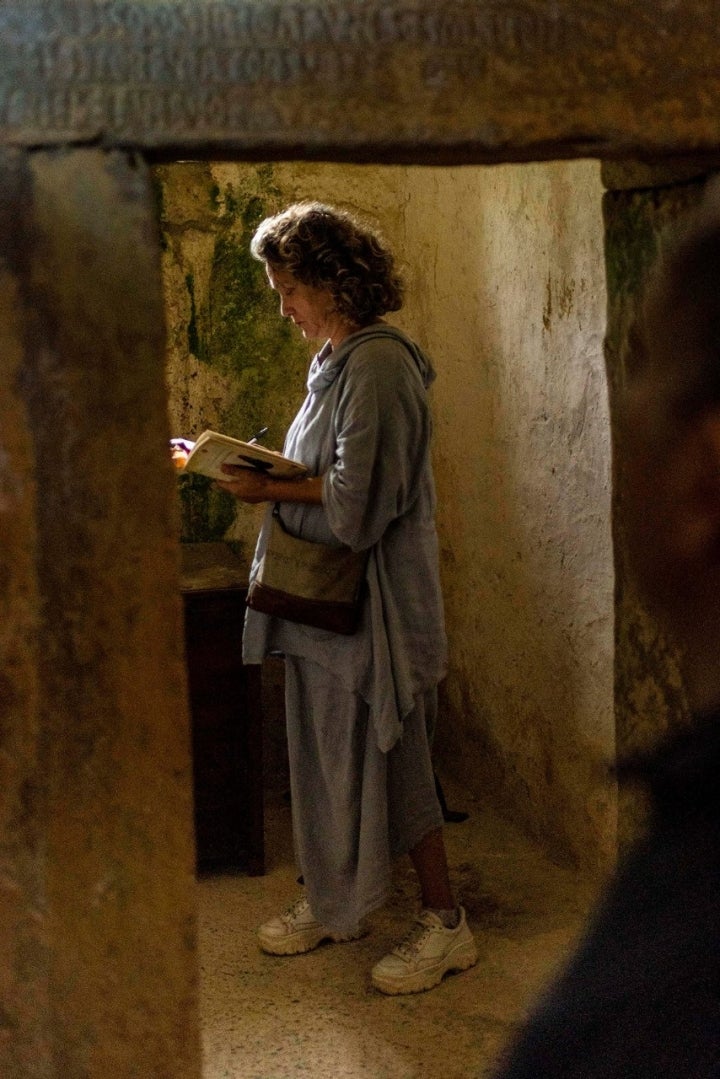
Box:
179;431;308;480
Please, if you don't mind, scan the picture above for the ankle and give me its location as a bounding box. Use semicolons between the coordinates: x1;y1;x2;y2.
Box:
427;906;460;929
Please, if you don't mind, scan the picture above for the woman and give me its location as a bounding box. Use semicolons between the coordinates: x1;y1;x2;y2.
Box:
216;201;477;995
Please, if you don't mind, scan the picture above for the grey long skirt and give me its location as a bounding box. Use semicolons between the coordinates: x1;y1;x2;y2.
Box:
284;654;444;936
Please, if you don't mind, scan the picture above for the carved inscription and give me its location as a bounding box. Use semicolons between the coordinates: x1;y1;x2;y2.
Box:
0;2;567;52
0;0;574;142
5;0;714;156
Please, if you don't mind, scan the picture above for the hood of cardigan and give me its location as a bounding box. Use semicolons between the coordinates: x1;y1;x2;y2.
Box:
306;325;437;393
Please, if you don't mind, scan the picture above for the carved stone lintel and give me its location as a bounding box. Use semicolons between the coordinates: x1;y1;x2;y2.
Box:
2;1;720;162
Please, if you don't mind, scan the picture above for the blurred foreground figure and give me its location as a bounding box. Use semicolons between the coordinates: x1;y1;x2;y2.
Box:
495;192;720;1077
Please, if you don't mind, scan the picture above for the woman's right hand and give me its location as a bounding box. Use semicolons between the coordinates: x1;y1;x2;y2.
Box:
215;466;274;503
216;467;326;506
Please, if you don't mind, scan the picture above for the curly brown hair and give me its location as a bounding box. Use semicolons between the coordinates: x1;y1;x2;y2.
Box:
250;201;404;325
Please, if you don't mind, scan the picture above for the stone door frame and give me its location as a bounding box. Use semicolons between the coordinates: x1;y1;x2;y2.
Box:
3;3;720;1076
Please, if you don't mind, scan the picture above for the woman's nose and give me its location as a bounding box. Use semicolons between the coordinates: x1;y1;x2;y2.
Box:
280;296;291;317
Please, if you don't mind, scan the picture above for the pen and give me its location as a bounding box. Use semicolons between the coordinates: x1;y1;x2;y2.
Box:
247;426;269;446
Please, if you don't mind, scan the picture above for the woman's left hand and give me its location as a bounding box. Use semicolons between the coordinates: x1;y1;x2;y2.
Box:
214;465;272;503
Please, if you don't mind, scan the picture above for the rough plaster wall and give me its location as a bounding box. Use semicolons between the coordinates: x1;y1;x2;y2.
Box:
158;160;614;868
399;162;615;870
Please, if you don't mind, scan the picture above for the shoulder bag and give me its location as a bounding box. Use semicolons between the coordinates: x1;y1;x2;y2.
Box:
246;505;368;635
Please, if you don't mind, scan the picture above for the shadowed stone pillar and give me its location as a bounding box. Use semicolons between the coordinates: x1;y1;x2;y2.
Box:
0;148;201;1078
602;164;714;841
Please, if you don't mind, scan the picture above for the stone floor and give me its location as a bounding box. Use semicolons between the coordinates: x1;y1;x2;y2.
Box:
197;777;602;1079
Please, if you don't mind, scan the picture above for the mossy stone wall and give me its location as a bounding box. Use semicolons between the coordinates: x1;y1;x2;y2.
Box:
155;162;313;554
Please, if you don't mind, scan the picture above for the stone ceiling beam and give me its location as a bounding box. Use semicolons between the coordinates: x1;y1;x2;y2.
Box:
2;1;720;165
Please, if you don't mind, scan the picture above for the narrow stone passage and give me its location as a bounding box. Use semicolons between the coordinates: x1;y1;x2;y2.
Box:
197;777;598;1078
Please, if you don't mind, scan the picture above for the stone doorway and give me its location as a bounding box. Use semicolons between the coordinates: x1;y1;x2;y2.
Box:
3;3;720;1076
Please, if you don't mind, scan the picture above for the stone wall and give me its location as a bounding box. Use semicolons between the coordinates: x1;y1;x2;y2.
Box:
602;167;714;843
156;159;614;870
402;163;614;870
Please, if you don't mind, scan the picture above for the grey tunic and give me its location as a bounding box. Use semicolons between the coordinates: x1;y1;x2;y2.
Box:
242;325;447;931
284;656;442;934
242;325;448;750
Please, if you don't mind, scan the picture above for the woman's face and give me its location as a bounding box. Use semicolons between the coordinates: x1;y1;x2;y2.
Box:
266;266;336;341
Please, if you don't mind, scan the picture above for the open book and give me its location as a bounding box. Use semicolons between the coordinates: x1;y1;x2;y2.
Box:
171;430;309;480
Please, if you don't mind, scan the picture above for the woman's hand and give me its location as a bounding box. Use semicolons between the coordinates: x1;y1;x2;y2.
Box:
215;466;325;505
215;466;273;503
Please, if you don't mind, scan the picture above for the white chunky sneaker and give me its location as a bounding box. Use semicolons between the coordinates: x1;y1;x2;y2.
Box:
371;906;477;995
258;896;361;956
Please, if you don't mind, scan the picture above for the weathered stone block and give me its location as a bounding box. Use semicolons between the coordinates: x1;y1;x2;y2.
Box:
602;180;714;842
0;147;201;1079
2;1;720;163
